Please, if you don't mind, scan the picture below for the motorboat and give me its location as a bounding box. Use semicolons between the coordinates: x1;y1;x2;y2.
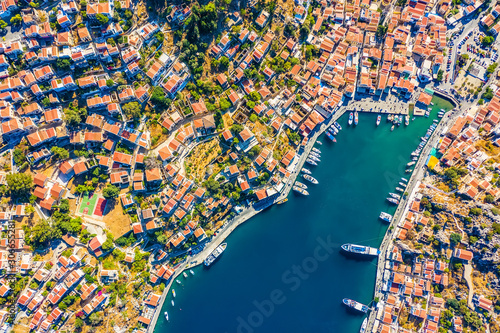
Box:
306;158;318;166
295;181;308;189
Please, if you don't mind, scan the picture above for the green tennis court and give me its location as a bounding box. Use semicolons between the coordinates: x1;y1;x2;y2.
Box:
79;193;99;215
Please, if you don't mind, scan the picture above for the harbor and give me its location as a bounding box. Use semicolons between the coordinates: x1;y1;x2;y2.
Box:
153;96;454;333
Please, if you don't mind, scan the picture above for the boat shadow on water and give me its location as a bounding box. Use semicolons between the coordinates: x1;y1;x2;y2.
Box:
338;250;378;262
342;306;369;316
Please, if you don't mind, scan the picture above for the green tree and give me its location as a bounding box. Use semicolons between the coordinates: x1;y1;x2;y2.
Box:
102;184;120;200
469;207;482;216
482;35;495;47
122;101;142;119
150;87;172;109
55;58;71;71
106;79;114;87
10;14;21;25
449;233;462;246
50;147;69;160
220;98;231;110
485;194;495;203
13;148;26;165
7;173;33;198
0;20;7;29
230;124;243;134
63;105;87;126
26;220;60;249
95;13;109;25
101;233;114;251
376;25;388;37
437;69;444;82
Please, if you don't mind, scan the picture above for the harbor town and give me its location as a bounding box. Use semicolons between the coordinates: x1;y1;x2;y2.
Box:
0;0;497;331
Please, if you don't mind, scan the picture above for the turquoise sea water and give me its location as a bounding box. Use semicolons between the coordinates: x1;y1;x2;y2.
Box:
155;97;454;333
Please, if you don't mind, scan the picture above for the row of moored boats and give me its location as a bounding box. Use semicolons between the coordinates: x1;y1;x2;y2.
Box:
294;146;322;195
165;268;197;321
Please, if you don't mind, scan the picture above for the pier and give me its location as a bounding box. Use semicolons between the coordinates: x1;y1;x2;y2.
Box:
347;94;412;115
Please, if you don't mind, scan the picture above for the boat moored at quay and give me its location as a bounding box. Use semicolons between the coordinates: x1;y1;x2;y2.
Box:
204;243;227;267
303;174;319;184
342;298;370;313
379;212;392;223
341;243;380;256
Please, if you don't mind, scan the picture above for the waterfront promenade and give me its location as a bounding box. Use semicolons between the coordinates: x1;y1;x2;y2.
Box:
147;106;348;333
365;100;461;331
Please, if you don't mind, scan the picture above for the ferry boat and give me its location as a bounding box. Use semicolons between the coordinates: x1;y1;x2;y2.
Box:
354;111;359;125
342;298;369;313
277;198;288;204
389;193;401;200
295;181;308;189
204;243;227;266
172;289;176;297
326;131;336;142
171;300;175;306
303;174;319;184
348;112;354;125
379;212;392;223
401;177;408;182
405;115;409;126
407;161;416;167
360;318;367;333
387;198;399;205
376;115;381;126
302;168;312;175
391;125;395;131
165;311;169;321
293;185;309;195
306;158;318;166
334;121;342;130
341;243;380;256
330;126;339;135
183;272;188;278
312;147;321;154
190;269;195;275
396;187;405;192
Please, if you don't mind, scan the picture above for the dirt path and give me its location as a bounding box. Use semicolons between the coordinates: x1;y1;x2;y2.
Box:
464;263;474;308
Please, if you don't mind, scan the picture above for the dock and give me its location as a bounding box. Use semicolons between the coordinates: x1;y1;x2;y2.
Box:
365;98;460;332
347;98;410;115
